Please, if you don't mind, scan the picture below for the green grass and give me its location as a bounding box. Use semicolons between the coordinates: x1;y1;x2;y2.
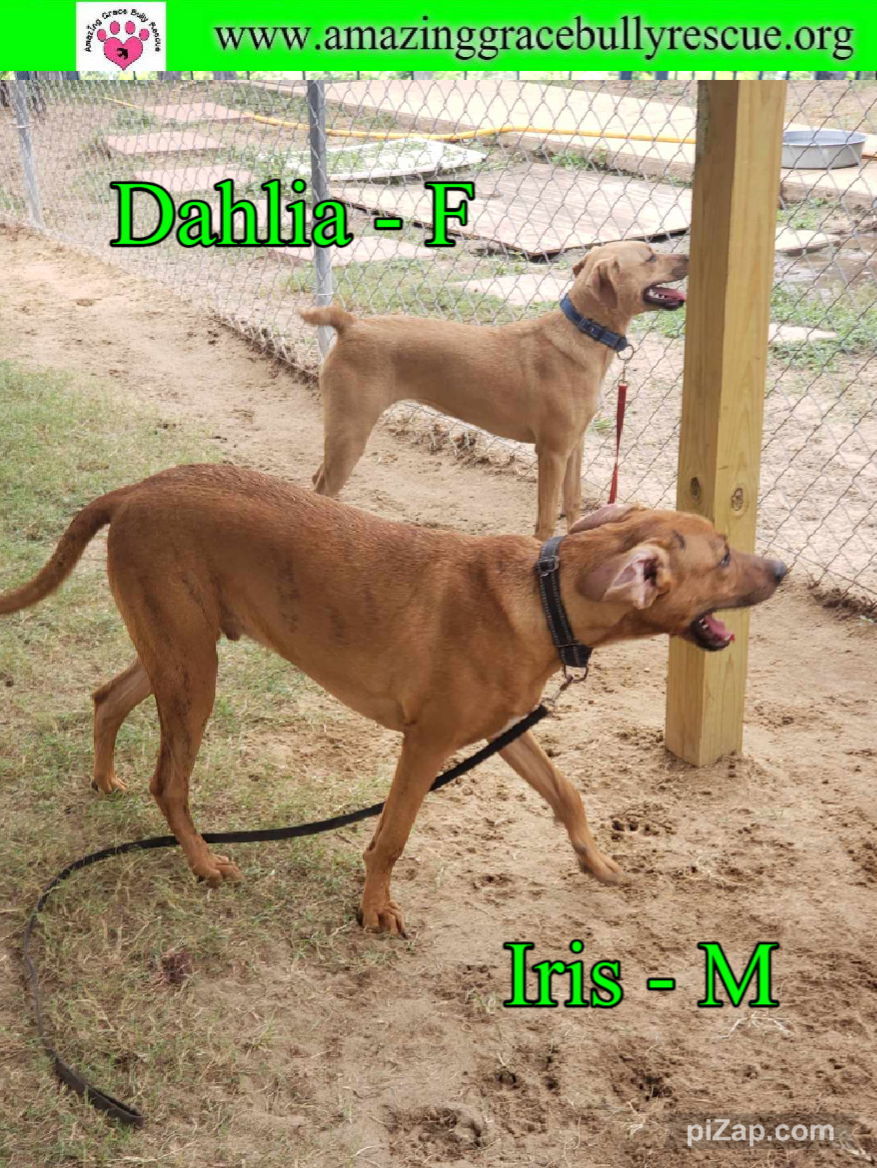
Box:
286;254;542;322
108;105;158;132
646;277;877;372
776;198;842;232
0;361;397;1166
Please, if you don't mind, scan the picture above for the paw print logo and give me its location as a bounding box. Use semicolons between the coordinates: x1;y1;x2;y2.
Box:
97;19;151;70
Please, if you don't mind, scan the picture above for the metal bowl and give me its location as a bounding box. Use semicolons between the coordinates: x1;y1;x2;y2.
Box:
781;129;866;170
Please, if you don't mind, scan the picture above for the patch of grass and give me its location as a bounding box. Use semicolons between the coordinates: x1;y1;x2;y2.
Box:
286;255;540;322
644;276;877;372
777;198;842;232
0;360;396;1165
768;282;877;371
108;104;158;132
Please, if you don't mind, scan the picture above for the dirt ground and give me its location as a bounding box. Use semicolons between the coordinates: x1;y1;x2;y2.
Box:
1;225;876;1166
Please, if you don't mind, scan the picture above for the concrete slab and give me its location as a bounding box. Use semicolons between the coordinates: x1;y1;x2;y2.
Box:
335;165;690;257
133;166;254;192
774;228;836;255
268;236;435;265
103;130;222;157
781;161;877;211
464;271;570;305
769;324;837;344
140;102;247;124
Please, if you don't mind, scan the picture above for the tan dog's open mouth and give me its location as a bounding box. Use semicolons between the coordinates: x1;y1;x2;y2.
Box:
685;611;735;651
643;283;686;310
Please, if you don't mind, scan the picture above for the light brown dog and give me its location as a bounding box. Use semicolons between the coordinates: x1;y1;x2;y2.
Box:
0;466;784;933
302;240;688;540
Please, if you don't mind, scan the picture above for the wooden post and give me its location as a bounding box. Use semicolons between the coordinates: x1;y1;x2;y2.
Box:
665;80;786;766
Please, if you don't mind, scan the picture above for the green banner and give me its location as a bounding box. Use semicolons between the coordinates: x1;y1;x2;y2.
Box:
1;0;873;71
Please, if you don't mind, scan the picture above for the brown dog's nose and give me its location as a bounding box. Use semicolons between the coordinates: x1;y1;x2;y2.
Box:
769;559;788;583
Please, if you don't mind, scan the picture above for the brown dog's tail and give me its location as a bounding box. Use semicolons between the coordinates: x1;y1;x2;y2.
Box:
0;488;128;615
299;305;356;332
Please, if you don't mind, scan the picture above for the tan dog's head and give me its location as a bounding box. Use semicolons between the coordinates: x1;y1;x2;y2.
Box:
565;503;786;651
570;240;688;321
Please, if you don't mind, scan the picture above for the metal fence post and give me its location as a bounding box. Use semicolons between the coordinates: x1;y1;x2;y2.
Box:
11;73;43;228
307;78;334;359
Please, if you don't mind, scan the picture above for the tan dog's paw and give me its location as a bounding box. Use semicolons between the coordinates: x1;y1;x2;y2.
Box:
91;772;128;794
193;853;242;888
358;898;407;937
576;846;626;886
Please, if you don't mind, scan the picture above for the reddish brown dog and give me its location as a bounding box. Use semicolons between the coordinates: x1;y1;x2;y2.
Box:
0;466;785;933
302;240;688;540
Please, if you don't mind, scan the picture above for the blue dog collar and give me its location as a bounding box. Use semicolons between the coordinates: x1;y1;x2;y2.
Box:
559;294;631;354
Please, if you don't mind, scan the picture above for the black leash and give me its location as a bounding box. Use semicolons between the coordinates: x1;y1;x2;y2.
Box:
22;704;551;1127
23;535;591;1127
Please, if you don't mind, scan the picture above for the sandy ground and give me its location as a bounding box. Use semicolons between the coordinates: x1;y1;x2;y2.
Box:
1;225;876;1165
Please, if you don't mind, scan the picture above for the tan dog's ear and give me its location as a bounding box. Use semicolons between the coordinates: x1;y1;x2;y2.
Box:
588;257;621;309
570;502;637;533
572;255;589;276
579;543;670;610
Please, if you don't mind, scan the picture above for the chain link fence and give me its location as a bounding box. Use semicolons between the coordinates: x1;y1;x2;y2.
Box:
1;74;875;608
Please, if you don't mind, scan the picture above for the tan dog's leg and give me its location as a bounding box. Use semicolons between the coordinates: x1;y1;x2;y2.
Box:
91;658;152;792
499;731;623;885
562;442;584;530
313;389;384;497
361;732;452;935
535;447;567;541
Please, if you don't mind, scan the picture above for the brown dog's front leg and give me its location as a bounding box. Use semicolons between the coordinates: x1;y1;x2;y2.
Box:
361;731;453;935
499;731;624;885
535;447;567;541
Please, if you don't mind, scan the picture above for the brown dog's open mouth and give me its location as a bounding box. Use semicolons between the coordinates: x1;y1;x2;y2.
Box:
687;611;735;651
643;284;686;310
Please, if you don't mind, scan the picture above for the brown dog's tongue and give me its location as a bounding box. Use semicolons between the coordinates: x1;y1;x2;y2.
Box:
704;613;733;644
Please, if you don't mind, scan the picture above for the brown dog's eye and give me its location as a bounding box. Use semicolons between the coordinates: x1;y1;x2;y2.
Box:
720;550;731;568
647;254;657;263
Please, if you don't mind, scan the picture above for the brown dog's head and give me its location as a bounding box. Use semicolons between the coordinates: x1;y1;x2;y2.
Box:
565;503;786;651
570;240;688;322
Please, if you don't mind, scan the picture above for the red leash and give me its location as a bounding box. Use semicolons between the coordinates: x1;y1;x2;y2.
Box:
607;378;628;505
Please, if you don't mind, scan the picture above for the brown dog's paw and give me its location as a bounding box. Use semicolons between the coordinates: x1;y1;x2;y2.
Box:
193;853;243;888
576;847;626;886
91;772;128;794
358;898;407;937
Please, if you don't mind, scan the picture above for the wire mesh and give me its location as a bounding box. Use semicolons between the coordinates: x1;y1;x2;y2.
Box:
0;74;874;607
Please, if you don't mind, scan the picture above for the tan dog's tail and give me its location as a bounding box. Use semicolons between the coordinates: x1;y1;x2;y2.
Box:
0;489;128;615
299;305;356;331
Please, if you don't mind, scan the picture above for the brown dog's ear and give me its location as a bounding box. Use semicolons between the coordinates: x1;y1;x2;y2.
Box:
572;255;589;276
570;503;637;533
579;543;670;610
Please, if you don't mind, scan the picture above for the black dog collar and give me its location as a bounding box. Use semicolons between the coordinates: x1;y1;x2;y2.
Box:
559;294;631;354
536;535;593;672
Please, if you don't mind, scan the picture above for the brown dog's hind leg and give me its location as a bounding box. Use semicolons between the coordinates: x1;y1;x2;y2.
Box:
314;391;384;498
146;640;241;888
361;731;453;935
112;570;242;887
91;658;152;793
499;731;624;885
